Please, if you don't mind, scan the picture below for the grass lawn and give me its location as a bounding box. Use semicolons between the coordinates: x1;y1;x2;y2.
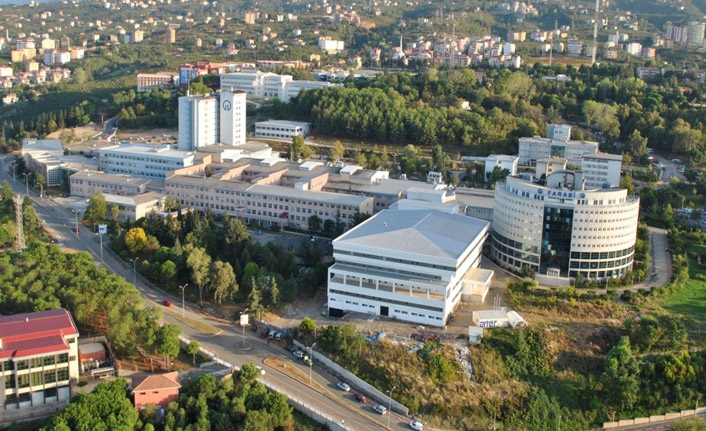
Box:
657;246;706;339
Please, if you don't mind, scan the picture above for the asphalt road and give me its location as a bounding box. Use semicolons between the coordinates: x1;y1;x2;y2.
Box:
0;156;407;431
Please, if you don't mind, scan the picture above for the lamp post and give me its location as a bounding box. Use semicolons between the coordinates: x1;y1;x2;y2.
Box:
71;209;81;237
239;308;249;347
131;257;139;286
179;284;189;317
387;385;396;429
23;172;29;195
612;411;616;423
308;342;316;384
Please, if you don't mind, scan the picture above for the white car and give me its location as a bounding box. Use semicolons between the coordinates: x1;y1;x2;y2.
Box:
409;420;424;430
373;404;388;415
336;381;351;392
292;350;305;359
255;366;266;375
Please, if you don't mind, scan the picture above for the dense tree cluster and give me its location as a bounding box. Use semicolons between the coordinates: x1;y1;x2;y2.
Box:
0;243;162;356
110;210;329;312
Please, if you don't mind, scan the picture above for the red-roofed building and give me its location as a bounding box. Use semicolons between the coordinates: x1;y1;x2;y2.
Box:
0;309;79;412
131;372;181;410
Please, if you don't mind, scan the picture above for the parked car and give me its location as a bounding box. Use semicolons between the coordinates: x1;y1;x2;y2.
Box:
268;330;279;339
303;357;313;366
292;350;305;359
274;332;284;341
250;324;258;332
354;393;368;403
260;328;270;338
336;381;351;392
163;299;174;307
255;366;266;375
409;420;424;430
285;344;297;353
373;404;387;415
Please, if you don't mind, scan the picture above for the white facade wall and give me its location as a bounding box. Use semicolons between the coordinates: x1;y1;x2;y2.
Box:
219;90;247;146
484;155;518;180
178;95;220;151
518;137;598;166
220;72;337;102
581;155;622;189
254;121;311;139
99;145;194;179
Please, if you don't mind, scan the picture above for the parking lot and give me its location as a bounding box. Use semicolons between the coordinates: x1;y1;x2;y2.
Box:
249;229;333;254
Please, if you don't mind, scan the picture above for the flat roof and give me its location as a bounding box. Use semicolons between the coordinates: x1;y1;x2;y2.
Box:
582;152;623;161
249;184;370;206
70;170;151;186
255;120;311;127
104;191;165;206
21;138;63;154
99;144;193;159
334;209;489;260
0;309;78;360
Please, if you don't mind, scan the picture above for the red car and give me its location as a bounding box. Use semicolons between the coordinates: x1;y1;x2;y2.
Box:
163;299;174;307
354;393;368;403
250;324;258;332
260;328;270;338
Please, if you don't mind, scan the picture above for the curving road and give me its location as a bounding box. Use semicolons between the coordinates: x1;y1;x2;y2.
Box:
0;154;408;431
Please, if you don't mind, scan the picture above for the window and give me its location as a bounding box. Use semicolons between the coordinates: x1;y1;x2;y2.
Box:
56;368;69;382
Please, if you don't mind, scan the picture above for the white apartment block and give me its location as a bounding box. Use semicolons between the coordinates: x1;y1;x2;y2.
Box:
220;71;337;102
624;42;642;56
43;50;71;66
581;153;622;189
137;72;179;92
99;144;194;179
687;21;705;45
178;95;220;151
327;209;491;327
518;137;598;166
69;170;151;198
491;170;639;281
318;37;345;52
254;120;311;139
0;309;79;413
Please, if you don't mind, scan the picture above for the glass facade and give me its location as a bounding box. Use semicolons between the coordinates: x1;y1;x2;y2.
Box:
540;207;574;276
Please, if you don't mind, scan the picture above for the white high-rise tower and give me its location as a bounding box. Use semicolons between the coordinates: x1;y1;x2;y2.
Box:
219;89;247;146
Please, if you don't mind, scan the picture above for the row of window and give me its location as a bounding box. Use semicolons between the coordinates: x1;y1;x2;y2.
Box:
570;248;634;260
102;154;185;165
336;250;457;272
6;367;69;390
329;289;444;313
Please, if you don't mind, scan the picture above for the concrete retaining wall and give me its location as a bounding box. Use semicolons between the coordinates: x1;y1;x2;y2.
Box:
293;340;409;416
602;407;706;429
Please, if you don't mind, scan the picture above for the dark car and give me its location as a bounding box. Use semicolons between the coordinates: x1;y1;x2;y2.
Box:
250;324;258;332
260;328;270;338
285;344;297;353
354;393;368;403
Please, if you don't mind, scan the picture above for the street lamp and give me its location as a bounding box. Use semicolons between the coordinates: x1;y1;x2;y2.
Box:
179;284;189;318
131;256;139;286
23;172;29;195
308;342;317;384
239;308;249;347
387;385;396;429
71;209;81;237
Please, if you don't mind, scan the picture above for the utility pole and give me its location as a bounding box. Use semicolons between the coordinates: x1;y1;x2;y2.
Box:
387;386;396;429
71;209;81;237
132;256;139;286
23;172;29;196
308;342;316;384
180;284;189;318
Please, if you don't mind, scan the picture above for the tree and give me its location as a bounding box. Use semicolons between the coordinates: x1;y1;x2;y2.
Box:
670;418;706;431
308;215;322;233
108;203;119;222
664;203;675;225
187;247;211;307
157;324;182;369
84;189;107;226
299;317;316;334
22;196;42;236
124;227;148;254
34;173;45;196
621;174;635;195
287;136;311;161
160;260;177;285
247;278;261;312
602;336;640;412
268;277;280;306
209;260;238;304
187;340;200;365
329;140;345;162
628;129;648;160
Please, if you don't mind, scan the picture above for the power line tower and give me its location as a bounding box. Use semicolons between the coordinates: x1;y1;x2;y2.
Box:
592;0;600;65
14;194;24;250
